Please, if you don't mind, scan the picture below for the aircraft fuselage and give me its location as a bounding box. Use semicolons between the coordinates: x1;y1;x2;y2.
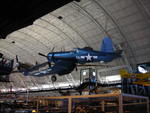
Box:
47;48;120;64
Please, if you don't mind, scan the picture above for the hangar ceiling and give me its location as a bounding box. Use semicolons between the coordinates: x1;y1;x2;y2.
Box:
0;0;150;92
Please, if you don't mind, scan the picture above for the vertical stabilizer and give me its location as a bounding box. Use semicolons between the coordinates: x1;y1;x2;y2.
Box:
100;37;114;52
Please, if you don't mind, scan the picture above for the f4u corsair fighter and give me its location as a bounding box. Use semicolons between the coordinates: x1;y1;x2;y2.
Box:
25;37;122;82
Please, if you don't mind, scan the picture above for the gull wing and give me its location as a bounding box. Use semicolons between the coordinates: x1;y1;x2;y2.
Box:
26;60;76;76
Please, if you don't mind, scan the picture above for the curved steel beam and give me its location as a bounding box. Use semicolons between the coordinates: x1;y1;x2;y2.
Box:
24;24;56;47
14;31;48;52
6;36;38;57
17;30;50;51
10;32;48;56
134;0;150;20
92;0;137;65
1;39;37;62
49;14;90;47
72;1;111;37
92;0;128;41
0;48;15;58
40;17;78;47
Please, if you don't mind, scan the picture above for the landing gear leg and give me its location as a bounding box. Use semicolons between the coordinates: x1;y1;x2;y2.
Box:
51;75;57;82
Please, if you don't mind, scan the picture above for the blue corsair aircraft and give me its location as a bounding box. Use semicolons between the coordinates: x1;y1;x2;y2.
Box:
24;37;122;82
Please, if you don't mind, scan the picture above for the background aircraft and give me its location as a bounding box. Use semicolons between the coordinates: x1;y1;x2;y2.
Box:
0;53;46;81
120;69;150;86
24;37;122;82
0;54;14;82
120;69;150;79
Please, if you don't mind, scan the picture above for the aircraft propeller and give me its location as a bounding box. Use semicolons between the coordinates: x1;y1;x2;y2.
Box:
38;53;47;57
15;55;21;70
12;55;49;74
38;47;55;67
38;52;51;67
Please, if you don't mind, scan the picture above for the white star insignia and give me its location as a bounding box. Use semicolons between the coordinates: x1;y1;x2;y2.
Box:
86;53;92;61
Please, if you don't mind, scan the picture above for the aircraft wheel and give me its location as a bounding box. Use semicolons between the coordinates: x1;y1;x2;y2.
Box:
51;75;57;82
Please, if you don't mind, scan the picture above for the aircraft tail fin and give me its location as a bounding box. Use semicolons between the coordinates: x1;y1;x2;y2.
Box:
100;37;114;53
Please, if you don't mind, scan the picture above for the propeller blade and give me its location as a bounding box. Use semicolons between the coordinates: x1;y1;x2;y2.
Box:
51;53;55;63
35;61;38;65
48;62;51;67
38;47;56;68
38;52;52;67
38;53;47;57
16;55;19;63
75;67;78;71
15;55;21;70
51;47;55;52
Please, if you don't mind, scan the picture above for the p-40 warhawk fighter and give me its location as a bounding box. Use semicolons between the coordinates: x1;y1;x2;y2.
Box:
25;37;122;82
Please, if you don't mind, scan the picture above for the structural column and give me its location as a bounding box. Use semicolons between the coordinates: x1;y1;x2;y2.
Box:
101;100;105;112
118;94;123;113
37;99;39;113
68;97;72;113
147;98;149;113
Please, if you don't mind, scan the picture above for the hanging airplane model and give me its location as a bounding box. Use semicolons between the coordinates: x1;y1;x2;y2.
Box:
120;69;150;79
120;69;150;86
0;52;51;82
0;53;38;82
0;55;14;82
22;37;122;82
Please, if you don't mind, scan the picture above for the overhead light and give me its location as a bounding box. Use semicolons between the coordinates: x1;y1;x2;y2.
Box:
106;75;121;81
29;86;39;90
138;66;148;73
83;71;87;76
92;72;96;76
41;84;50;89
58;16;63;20
11;41;15;44
32;110;37;113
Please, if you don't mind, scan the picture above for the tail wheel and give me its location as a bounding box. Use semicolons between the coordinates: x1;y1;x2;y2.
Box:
51;75;57;82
